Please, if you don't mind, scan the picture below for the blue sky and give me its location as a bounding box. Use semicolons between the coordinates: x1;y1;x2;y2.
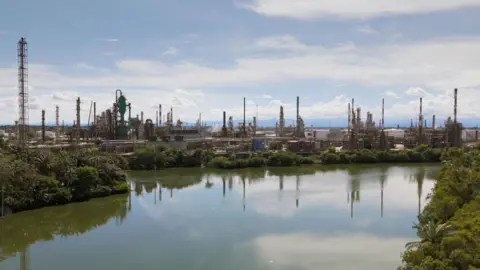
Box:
1;0;480;125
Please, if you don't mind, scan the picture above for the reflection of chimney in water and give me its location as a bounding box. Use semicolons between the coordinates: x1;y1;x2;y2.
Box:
128;191;132;212
228;176;233;190
242;178;246;212
350;192;354;219
159;183;162;202
170;189;173;199
278;175;284;201
20;249;29;270
381;184;384;218
154;184;157;205
222;177;226;198
296;175;300;208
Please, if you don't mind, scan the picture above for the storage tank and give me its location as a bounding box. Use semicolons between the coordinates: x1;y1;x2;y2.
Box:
462;129;477;141
385;129;405;139
313;129;330;140
251;138;267;151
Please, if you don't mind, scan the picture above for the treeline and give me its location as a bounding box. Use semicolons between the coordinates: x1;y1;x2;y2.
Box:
127;144;444;170
0;149;129;215
398;147;480;269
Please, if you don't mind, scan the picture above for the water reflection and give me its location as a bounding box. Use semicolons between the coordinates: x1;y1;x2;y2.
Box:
0;194;128;266
0;164;438;270
125;165;437;234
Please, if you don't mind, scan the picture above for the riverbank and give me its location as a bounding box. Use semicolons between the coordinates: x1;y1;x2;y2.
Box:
0;149;129;216
126;144;444;170
398;147;480;269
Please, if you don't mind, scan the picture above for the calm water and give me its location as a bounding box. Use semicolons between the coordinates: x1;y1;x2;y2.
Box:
0;164;438;270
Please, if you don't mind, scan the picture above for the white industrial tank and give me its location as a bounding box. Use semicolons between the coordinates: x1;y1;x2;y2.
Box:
384;129;405;139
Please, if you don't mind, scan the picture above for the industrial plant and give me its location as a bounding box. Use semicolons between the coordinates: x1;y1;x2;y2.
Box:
2;37;478;154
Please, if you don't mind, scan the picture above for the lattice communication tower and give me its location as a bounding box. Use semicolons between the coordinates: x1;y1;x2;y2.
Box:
18;37;29;147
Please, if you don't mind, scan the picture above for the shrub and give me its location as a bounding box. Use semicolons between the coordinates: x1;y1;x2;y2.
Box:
248;157;266;167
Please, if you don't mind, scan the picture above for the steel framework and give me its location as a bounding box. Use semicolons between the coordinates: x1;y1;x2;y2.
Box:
18;37;29;146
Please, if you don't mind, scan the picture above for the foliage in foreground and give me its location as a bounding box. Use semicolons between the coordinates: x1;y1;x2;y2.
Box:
0;149;129;214
398;147;480;270
127;144;444;170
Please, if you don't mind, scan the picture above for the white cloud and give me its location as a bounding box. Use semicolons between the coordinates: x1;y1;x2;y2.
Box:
356;24;377;34
240;0;480;19
103;38;119;42
262;94;272;99
162;46;179;56
3;36;480;93
385;90;400;99
405;87;429;96
254;35;309;51
2;35;480;122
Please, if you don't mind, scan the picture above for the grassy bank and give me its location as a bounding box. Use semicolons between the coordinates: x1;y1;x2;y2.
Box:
398;147;480;269
0;149;129;216
127;144;444;170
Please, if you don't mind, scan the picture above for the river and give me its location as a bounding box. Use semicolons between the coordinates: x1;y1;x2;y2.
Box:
0;164;438;270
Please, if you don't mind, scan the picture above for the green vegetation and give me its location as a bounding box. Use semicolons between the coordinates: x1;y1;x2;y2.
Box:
0;149;129;215
126;144;444;170
398;147;480;270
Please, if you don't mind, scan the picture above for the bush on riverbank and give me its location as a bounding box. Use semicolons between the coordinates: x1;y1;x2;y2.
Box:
126;144;445;170
319;146;443;165
127;146;215;170
0;149;129;215
398;147;480;269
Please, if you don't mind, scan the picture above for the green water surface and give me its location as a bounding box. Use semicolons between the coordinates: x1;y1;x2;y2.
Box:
0;164;438;270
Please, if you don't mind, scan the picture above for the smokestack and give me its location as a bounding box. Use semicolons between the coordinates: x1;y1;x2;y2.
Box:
382;98;385;128
159;104;162;125
41;109;45;142
76;97;80;145
156;111;159;126
223;111;226;129
243;97;246;136
296;96;300;136
140;111;144;123
347;103;351;131
419;97;423;127
55;106;59;143
432;115;436;129
454;88;458;123
356;107;361;124
170;106;173;124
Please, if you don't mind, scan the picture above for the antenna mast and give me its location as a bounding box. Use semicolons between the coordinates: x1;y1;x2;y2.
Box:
18;37;29;147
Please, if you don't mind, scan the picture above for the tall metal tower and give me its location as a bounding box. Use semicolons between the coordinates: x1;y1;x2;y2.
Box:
18;37;29;147
55;105;60;143
76;97;80;144
381;98;385;129
41;109;46;142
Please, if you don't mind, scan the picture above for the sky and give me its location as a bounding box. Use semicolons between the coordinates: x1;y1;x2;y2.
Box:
1;0;480;125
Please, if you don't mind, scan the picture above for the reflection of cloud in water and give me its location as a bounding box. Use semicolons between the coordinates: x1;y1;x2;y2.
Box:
249;233;415;270
229;167;435;218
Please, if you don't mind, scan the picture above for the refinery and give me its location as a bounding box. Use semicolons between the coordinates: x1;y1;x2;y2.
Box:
2;37;477;154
